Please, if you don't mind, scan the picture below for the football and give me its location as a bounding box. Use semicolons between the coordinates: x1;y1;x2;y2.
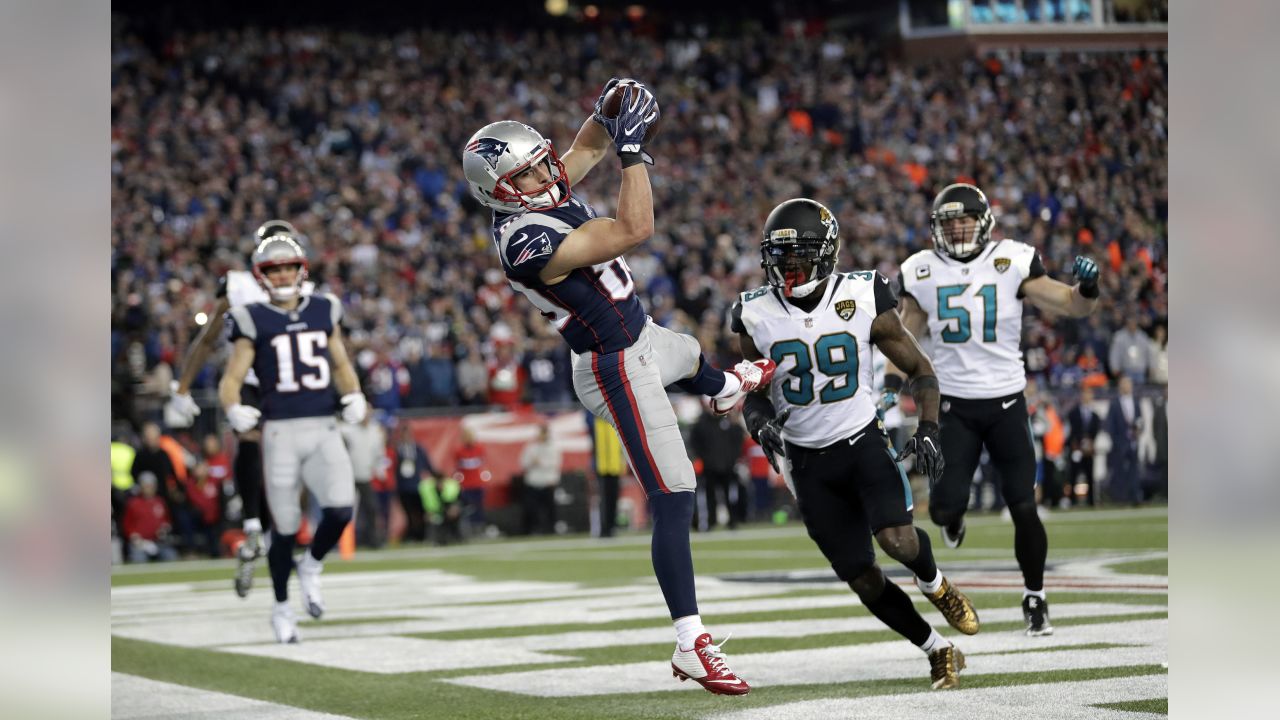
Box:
600;79;661;142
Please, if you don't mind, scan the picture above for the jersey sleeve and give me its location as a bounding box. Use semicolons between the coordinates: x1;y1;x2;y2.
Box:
897;254;918;302
872;269;899;316
226;305;256;342
324;293;344;328
729;301;746;334
501;221;569;280
1012;242;1047;298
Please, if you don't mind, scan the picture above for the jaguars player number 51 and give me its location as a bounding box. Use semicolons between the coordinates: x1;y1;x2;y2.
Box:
887;183;1101;637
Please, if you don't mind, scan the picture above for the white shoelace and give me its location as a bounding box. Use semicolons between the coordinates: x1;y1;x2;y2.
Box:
699;633;733;674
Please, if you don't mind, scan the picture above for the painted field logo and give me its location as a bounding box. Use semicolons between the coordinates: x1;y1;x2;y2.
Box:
994;257;1011;273
835;300;857;321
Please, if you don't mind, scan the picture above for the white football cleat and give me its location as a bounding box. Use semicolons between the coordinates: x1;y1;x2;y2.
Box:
271;603;299;644
294;552;325;620
710;359;777;416
671;633;750;695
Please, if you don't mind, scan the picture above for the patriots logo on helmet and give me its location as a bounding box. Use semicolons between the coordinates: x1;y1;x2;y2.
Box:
466;137;509;169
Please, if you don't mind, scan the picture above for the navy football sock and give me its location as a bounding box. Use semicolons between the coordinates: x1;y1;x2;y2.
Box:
673;354;728;397
267;531;296;603
308;507;353;562
649;491;698;619
234;440;264;522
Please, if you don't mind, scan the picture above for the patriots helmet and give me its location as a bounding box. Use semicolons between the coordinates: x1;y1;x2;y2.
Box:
252;235;309;302
930;183;995;260
761;198;841;298
255;219;298;242
462;121;570;213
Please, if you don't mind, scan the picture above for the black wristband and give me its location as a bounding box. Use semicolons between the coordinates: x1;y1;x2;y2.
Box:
884;374;905;393
743;392;776;440
1078;281;1100;299
619;151;646;168
909;375;939;395
917;420;940;436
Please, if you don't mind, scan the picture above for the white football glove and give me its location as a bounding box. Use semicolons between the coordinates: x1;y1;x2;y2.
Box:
226;404;262;433
340;392;368;424
164;390;201;428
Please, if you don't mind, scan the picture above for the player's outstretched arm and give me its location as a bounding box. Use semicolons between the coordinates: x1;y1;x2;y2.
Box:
1021;255;1100;318
560;116;612;186
175;298;231;395
538;163;653;283
871;310;939;425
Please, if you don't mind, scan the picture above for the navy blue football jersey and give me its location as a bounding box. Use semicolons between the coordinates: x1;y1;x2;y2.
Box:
226;294;344;420
493;195;647;355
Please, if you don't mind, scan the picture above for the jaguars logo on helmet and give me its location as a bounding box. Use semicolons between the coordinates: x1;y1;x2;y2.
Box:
761;198;841;299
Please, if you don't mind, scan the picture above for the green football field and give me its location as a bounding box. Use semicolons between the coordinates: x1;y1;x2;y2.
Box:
111;506;1168;719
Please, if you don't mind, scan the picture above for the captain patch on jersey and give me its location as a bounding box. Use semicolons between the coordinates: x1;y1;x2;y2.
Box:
733;270;897;448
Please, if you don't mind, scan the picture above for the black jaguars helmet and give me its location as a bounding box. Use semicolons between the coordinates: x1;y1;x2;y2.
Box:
930;183;994;260
761;198;841;298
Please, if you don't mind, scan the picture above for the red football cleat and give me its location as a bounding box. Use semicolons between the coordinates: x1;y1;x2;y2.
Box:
671;633;750;695
710;359;776;416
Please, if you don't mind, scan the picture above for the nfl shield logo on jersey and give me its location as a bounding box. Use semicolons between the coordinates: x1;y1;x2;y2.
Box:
835;299;857;321
916;265;931;280
994;257;1011;273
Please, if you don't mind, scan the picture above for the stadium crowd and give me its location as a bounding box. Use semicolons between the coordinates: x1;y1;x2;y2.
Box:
109;17;1168;557
111;20;1167;420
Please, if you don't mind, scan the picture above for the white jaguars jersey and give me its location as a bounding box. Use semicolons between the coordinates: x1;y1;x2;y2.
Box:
734;270;897;449
223;271;316;387
898;239;1044;400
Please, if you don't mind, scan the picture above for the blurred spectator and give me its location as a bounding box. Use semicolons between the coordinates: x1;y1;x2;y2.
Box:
525;337;573;405
1027;379;1067;509
689;405;747;531
1105;376;1143;505
393;424;439;543
590;414;625;538
455;340;489;407
519;422;562;535
184;462;223;557
131;422;174;495
455;429;490;535
201;434;232;498
1148;322;1168;385
421;472;463;546
487;340;527;410
741;434;774;521
1067;384;1103;506
111;430;137;526
1109;316;1153;383
123;474;178;563
342;409;388;548
373;440;397;546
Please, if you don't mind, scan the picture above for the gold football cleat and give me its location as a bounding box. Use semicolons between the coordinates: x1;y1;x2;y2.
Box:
928;645;966;689
926;577;980;635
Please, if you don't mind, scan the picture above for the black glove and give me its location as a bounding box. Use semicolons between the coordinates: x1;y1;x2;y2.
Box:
896;420;945;486
754;408;791;474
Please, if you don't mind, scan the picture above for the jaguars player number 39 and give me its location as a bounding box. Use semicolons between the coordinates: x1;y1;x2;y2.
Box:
218;234;366;644
887;182;1101;637
735;198;980;690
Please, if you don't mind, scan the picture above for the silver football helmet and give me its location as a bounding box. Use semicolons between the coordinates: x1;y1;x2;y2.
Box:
252;235;310;302
462;121;570;213
255;219;298;242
